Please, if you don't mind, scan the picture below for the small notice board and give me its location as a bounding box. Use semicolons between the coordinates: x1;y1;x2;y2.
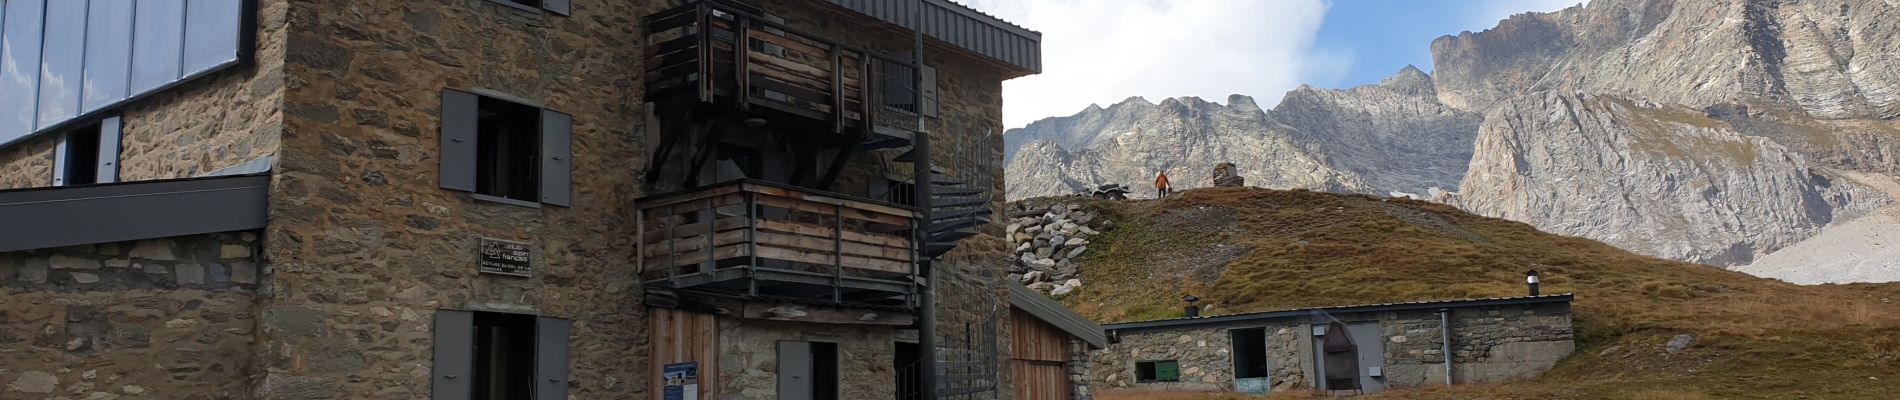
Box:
478;238;533;277
663;361;700;400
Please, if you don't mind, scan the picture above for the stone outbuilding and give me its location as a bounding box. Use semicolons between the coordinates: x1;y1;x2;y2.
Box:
1093;295;1575;395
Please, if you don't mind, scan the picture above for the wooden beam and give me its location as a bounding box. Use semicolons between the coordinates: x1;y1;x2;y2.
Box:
744;302;915;326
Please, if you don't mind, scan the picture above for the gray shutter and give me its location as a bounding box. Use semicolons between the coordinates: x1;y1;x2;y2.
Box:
97;116;122;183
921;66;939;118
535;317;572;400
432;310;475;400
539;109;572;207
440;89;479;192
542;0;570;16
778;341;812;400
52;135;71;186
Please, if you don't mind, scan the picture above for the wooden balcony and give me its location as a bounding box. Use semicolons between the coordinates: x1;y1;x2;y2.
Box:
638;180;921;307
643;0;921;133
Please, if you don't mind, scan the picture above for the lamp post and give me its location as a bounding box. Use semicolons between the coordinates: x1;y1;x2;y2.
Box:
1526;270;1541;296
1183;294;1201;318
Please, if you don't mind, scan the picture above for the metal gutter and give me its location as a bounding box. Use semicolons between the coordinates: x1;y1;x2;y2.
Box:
0;174;270;253
1008;282;1108;348
1102;294;1575;332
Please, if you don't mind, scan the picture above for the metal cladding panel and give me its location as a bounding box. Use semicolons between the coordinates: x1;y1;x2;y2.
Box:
1;0;249;148
0;174;269;253
825;0;1041;73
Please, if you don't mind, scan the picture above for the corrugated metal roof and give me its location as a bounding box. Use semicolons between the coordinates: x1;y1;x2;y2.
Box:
824;0;1042;74
1102;294;1576;332
1008;283;1107;348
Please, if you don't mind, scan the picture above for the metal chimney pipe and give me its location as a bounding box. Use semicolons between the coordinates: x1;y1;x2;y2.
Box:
1526;269;1541;297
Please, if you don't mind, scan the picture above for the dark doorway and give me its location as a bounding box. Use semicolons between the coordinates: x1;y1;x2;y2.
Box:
894;341;922;400
779;340;839;400
472;312;538;400
1232;328;1269;378
60;122;102;185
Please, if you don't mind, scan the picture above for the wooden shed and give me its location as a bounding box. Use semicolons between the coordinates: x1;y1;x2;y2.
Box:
1007;283;1107;400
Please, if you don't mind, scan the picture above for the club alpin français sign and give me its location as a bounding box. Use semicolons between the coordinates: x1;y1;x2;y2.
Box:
479;238;533;277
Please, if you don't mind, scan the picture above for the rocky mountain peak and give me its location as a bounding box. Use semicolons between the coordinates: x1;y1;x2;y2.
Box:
1378;64;1437;97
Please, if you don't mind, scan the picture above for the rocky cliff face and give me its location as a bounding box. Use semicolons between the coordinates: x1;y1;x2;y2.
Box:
1431;0;1900;120
1005;0;1900;278
1004;66;1480;200
1450;92;1885;265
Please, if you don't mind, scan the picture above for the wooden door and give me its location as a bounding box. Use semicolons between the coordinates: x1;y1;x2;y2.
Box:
650;309;719;400
1011;309;1072;400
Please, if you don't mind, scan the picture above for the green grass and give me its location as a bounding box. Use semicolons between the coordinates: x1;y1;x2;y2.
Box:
1029;187;1900;399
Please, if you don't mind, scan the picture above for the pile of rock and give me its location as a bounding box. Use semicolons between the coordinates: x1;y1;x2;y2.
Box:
1211;162;1245;187
1007;203;1111;296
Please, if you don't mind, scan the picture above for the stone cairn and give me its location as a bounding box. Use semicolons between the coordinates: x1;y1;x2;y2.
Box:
1006;203;1112;296
1211;162;1245;187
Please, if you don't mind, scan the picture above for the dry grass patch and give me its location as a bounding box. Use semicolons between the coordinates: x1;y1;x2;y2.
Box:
1032;187;1900;399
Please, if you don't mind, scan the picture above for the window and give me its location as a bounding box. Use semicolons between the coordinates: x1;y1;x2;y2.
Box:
778;341;839;400
432;310;571;400
52;117;121;186
476;97;542;202
1232;328;1270;379
0;0;245;147
885;179;917;206
485;0;571;15
1135;360;1179;382
439;89;572;207
473;312;537;400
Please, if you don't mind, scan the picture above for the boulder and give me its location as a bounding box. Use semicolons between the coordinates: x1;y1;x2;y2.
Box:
1021;271;1045;284
1066;246;1087;259
1050;284;1076;296
1065;238;1089;247
1028;282;1056;293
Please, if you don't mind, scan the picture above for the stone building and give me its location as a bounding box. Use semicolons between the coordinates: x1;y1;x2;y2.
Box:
0;0;1089;399
1093;295;1575;395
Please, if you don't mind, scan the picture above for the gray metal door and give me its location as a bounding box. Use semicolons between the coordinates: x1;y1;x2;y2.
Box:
779;341;813;400
1309;322;1386;393
1347;322;1386;393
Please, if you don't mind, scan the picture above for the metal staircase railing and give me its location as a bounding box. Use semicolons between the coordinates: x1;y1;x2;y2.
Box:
869;126;996;259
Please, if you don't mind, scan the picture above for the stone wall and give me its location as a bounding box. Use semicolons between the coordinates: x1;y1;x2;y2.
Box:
717;318;898;399
0;135;56;189
0;0;287;189
1067;337;1094;400
1093;301;1574;394
0;231;262;399
261;0;653;398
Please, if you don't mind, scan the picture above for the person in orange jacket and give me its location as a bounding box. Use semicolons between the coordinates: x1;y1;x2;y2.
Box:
1154;170;1172;197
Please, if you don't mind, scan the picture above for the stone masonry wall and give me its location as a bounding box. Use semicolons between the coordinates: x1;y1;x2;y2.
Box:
718;318;898;399
261;0;653;398
0;0;287;189
0;135;56;189
1094;302;1574;394
1068;337;1093;400
0;231;263;399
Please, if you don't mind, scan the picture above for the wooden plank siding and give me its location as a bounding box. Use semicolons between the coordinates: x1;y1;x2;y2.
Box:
1012;308;1073;400
641;2;920;130
650;309;719;400
636;181;920;295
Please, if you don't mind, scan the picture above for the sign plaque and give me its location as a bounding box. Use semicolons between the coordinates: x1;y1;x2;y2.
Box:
478;238;533;277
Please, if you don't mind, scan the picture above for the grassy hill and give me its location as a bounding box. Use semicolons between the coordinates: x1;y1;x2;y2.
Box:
1028;187;1900;399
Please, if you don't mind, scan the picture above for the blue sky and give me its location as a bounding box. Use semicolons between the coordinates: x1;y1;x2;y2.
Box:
962;0;1584;128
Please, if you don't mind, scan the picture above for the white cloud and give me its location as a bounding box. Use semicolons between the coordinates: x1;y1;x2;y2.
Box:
961;0;1332;129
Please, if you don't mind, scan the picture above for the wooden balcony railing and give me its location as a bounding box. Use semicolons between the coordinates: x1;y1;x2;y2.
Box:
637;180;921;306
643;0;922;132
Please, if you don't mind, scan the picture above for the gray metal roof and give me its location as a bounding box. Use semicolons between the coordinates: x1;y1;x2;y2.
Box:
0;174;270;253
1102;294;1575;332
1008;283;1107;348
824;0;1042;74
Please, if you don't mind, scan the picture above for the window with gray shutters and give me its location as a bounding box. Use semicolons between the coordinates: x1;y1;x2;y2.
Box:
52;117;122;186
439;89;572;207
433;310;571;400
